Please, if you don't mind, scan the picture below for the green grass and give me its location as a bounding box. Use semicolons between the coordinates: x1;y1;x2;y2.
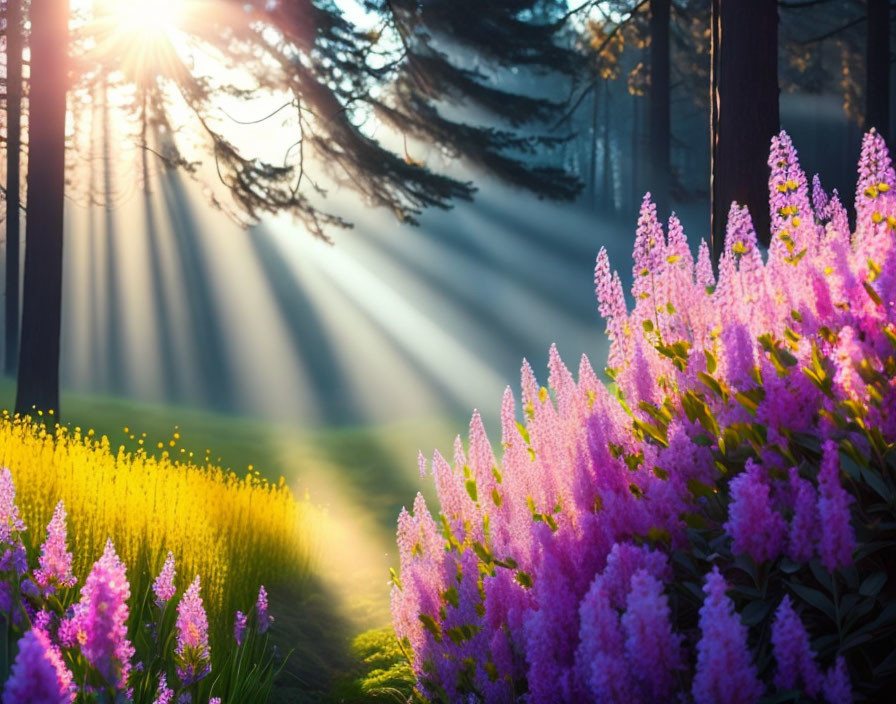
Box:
0;378;455;701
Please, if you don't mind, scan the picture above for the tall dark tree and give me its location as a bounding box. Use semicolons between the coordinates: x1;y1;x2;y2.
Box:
648;0;671;214
711;0;779;262
13;0;581;414
15;0;69;415
4;0;22;376
865;0;890;138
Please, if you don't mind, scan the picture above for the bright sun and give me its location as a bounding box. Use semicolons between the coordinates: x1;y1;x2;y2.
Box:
111;0;185;38
84;0;190;81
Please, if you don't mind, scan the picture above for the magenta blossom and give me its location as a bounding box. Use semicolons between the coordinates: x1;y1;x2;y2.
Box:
153;552;176;606
692;568;763;704
34;502;76;591
68;539;134;688
175;575;211;686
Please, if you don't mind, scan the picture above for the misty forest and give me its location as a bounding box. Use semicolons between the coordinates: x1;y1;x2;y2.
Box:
0;0;895;702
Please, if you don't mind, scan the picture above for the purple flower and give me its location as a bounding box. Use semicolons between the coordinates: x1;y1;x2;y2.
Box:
788;468;817;564
153;552;176;606
771;595;823;696
576;583;633;703
692;568;764;704
234;610;247;645
724;460;786;563
621;569;682;699
34;502;76;591
822;656;852;704
256;584;272;633
152;674;173;704
2;628;74;704
817;441;855;571
69;539;134;688
175;575;211;686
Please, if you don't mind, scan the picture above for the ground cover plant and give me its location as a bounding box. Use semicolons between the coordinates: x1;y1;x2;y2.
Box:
0;412;312;701
392;130;896;703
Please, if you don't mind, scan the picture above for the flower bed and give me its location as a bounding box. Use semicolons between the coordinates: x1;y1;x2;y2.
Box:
392;130;896;703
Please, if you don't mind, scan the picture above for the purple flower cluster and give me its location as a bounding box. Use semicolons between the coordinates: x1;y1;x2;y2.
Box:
391;129;896;701
2;629;74;704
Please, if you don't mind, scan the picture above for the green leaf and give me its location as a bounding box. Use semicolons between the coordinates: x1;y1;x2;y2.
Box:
515;571;533;589
442;586;459;608
465;479;478;503
704;349;718;374
687;478;715;500
778;557;801;574
860;572;887;598
740;599;773;627
874;648;896;678
389;567;403;591
859;464;891;502
418;613;442;642
789;582;837;622
472;541;492;564
863;280;884;306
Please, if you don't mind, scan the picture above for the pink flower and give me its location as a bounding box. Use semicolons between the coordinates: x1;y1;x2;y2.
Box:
2;628;74;704
153;552;176;606
724;460;786;563
621;569;682;699
175;575;211;686
0;467;26;546
34;502;76;591
69;539;134;688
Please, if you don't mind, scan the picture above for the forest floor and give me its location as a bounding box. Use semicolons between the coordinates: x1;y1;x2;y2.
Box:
0;379;458;701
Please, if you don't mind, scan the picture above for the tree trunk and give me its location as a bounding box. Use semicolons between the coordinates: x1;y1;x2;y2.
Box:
602;81;613;211
649;0;671;215
15;0;70;417
5;0;23;377
590;86;598;210
865;0;890;139
711;0;779;262
632;91;641;212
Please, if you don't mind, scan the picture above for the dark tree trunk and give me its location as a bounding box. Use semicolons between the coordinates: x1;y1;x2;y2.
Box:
649;0;671;215
590;87;598;210
711;0;779;263
632;92;641;212
5;0;23;377
602;81;613;211
866;0;890;139
15;0;70;417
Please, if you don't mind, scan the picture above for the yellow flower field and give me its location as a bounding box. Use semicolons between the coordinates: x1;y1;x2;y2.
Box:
0;411;313;649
